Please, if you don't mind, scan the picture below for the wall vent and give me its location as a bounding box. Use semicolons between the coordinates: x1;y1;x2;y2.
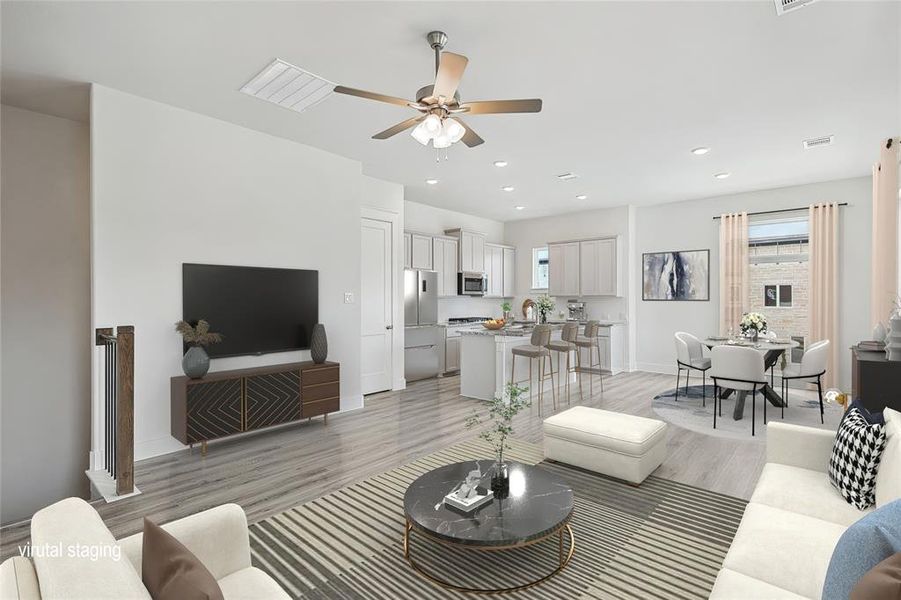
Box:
802;135;834;150
774;0;818;16
240;59;335;113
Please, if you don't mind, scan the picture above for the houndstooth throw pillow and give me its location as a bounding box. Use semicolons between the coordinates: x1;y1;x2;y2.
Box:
828;408;887;510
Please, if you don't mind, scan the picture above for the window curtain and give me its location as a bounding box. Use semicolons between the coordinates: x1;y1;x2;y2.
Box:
872;138;899;327
718;212;748;335
809;203;839;389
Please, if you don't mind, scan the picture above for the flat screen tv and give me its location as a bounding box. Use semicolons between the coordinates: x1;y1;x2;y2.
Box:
182;263;318;358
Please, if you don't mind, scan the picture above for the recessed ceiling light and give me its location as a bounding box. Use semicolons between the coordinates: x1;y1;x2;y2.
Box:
714;172;731;179
502;186;515;192
493;160;508;167
515;206;525;210
425;179;438;185
691;147;710;155
557;172;578;181
576;194;588;200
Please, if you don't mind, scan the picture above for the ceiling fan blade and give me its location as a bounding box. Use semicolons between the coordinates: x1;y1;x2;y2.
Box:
433;52;468;102
457;99;543;115
451;118;484;148
334;85;413;108
372;115;425;140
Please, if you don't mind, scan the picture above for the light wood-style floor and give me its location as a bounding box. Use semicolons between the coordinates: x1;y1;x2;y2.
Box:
0;370;767;561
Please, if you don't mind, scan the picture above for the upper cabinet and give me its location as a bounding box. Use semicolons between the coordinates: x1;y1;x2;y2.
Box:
410;233;433;270
502;247;516;298
404;232;412;269
484;243;515;298
580;237;621;296
548;242;580;297
445;229;486;273
432;236;458;297
549;237;622;297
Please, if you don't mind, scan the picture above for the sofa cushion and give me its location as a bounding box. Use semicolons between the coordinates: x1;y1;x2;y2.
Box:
30;497;151;600
828;407;886;510
876;408;901;508
751;463;871;526
710;568;808;599
542;406;667;456
217;567;291;600
723;502;846;599
0;557;41;600
823;500;901;600
142;518;223;600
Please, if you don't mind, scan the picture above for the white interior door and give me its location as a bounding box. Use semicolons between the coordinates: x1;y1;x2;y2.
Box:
361;218;393;394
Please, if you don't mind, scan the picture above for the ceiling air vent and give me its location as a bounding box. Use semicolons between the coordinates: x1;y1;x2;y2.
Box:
556;172;578;181
803;135;834;150
774;0;818;16
240;59;335;113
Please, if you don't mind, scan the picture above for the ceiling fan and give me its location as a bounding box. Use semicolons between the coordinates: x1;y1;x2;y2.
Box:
334;31;542;150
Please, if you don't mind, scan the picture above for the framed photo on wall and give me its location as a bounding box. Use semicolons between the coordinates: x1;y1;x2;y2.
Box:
642;249;710;301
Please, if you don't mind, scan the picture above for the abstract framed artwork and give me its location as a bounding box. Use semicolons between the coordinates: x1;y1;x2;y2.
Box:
642;249;710;301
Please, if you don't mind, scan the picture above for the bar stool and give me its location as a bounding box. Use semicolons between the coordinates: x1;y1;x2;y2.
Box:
510;324;556;416
547;323;579;409
574;321;603;397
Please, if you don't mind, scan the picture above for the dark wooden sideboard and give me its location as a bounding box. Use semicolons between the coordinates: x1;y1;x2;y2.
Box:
851;348;901;414
171;361;339;453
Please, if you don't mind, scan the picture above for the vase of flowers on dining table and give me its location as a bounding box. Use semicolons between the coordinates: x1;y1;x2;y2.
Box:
739;312;767;342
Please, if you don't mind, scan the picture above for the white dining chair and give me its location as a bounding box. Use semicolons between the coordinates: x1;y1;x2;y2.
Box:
781;339;829;423
710;345;767;436
674;332;711;405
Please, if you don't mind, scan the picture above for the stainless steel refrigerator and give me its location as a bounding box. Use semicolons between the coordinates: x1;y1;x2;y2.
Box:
404;269;443;381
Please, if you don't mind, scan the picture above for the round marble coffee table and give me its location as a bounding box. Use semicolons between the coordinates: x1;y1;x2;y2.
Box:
402;460;574;593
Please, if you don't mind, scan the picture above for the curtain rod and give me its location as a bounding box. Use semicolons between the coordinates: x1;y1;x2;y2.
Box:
712;203;848;220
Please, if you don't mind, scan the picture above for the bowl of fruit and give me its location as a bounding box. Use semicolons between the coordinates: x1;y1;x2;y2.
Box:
482;318;506;330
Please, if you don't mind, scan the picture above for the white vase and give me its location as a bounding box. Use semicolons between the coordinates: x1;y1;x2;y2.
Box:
886;314;901;361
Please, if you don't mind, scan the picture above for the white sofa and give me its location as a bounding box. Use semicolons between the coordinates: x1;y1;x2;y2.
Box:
0;497;289;600
710;421;892;599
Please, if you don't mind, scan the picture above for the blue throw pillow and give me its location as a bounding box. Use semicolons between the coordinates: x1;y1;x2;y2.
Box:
823;500;901;600
842;399;885;426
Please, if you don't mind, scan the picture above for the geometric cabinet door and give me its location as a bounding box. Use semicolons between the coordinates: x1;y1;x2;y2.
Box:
245;370;301;430
185;378;242;443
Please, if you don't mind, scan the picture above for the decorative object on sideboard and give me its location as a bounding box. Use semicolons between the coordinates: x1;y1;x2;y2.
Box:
642;249;710;301
740;311;768;342
310;323;328;364
175;320;223;379
886;312;901;361
465;383;529;496
522;298;536;321
872;321;888;344
536;295;555;325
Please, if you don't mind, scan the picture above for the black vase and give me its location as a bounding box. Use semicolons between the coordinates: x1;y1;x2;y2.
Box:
310;323;328;364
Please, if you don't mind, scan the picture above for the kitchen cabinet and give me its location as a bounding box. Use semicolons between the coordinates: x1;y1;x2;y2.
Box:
403;232;412;269
432;236;458;297
410;233;433;270
548;242;580;297
580;237;621;296
445;229;486;273
502;247;516;298
445;336;460;372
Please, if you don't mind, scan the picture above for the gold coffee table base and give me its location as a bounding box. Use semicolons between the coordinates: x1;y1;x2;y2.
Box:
402;519;575;594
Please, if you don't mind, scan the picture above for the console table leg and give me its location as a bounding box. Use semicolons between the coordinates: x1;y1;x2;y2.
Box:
558;528;563;566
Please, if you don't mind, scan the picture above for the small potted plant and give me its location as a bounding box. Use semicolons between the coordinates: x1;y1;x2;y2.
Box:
465;383;530;495
175;319;223;379
536;295;555;324
739;312;767;342
501;301;512;324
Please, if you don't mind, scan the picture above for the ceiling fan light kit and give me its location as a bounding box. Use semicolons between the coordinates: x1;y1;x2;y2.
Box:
333;31;543;154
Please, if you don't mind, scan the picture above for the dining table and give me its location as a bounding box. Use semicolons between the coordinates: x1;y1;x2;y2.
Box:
702;337;801;421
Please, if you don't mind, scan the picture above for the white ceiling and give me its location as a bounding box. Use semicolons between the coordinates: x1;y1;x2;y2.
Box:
2;1;898;221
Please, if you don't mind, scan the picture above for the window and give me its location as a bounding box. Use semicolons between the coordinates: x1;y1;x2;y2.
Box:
532;247;549;290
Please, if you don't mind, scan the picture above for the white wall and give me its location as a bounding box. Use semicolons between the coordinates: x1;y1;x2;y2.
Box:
634;176;872;389
91;85;400;460
504;206;631;322
1;105;91;523
404;200;508;320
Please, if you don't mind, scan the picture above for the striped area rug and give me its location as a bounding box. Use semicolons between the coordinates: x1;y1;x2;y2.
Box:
248;439;747;599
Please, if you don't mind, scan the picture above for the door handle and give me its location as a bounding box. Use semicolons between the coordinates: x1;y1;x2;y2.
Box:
385;325;393;330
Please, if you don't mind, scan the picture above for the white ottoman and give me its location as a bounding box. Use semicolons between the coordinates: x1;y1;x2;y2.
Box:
543;406;668;484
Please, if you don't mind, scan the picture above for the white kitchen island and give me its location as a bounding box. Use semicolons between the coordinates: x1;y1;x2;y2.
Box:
459;326;577;402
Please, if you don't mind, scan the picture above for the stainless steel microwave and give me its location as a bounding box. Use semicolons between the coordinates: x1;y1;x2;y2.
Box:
457;271;487;296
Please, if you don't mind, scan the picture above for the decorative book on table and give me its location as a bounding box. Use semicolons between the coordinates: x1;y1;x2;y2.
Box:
445;487;493;513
